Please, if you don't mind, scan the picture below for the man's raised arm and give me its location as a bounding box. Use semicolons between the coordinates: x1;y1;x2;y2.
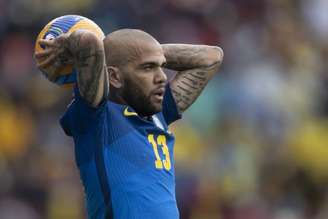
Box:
36;30;108;107
162;44;223;113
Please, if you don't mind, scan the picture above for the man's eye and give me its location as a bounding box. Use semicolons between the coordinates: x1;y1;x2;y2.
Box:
144;66;153;70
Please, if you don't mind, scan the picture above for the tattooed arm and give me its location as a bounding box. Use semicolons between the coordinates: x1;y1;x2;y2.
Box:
35;30;108;107
162;44;223;113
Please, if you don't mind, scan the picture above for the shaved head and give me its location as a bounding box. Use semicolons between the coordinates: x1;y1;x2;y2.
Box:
104;29;161;67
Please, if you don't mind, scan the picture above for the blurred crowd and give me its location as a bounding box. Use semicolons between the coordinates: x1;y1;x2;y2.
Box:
0;0;328;218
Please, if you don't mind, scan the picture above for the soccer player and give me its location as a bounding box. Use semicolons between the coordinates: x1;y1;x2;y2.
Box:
35;29;223;219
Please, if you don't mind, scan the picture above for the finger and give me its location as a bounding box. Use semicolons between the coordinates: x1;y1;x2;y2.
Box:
37;52;57;68
34;49;53;59
39;39;56;48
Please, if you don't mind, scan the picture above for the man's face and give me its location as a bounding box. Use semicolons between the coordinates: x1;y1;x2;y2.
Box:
120;41;167;117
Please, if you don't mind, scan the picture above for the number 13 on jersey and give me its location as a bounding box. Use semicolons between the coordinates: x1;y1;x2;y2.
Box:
148;134;171;171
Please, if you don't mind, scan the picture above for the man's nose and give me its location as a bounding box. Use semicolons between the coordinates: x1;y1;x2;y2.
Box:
154;68;167;84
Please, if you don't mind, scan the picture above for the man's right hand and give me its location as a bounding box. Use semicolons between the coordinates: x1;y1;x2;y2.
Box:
34;33;73;82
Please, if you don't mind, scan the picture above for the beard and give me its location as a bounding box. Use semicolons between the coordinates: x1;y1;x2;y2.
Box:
121;77;162;117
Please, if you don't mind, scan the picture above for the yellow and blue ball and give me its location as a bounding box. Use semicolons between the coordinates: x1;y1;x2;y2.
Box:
35;15;105;88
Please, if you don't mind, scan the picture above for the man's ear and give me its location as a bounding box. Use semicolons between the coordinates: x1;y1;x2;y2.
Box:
107;66;123;88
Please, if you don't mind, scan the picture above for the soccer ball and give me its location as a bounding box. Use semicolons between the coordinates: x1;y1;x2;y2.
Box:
34;15;105;88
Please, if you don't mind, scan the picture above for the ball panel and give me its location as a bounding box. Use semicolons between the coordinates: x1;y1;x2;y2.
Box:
55;65;73;76
35;22;52;54
68;18;105;39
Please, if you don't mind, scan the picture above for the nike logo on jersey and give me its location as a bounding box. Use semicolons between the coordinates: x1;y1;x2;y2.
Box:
123;107;138;116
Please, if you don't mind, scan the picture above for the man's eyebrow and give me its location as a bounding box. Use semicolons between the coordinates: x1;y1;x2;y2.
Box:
141;62;157;66
140;62;162;67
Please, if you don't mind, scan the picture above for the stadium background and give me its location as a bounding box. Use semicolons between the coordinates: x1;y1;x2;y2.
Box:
0;0;328;218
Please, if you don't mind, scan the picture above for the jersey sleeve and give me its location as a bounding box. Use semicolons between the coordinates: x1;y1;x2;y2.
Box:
59;86;107;136
162;84;182;125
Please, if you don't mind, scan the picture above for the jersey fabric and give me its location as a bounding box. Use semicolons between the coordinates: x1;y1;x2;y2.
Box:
60;84;181;219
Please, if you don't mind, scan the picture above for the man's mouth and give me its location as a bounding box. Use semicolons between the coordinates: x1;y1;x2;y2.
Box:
152;87;165;102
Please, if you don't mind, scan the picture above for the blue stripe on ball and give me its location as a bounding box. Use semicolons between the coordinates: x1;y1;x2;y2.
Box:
51;15;83;33
43;15;84;41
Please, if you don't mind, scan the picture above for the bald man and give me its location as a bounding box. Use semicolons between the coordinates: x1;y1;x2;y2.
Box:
36;29;223;219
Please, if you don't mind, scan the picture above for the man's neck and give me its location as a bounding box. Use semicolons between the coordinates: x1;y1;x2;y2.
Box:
108;86;127;105
108;93;126;105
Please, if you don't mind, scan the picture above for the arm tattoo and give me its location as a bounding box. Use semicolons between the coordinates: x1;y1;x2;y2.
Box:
76;48;104;103
163;44;222;70
171;89;190;106
69;31;107;107
163;47;208;70
164;44;223;112
180;80;198;90
171;67;214;112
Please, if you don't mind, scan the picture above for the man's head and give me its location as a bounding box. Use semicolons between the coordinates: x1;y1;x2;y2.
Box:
104;29;167;117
